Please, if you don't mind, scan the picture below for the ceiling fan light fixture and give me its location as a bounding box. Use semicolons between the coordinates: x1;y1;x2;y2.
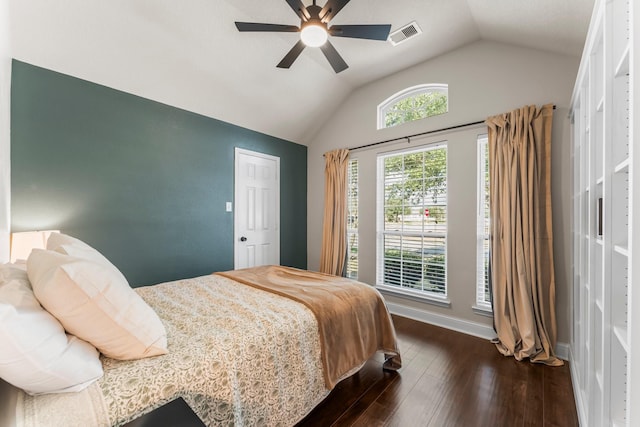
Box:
300;23;328;47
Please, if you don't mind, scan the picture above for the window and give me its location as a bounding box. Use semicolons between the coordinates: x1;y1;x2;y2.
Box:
476;135;491;310
377;84;448;129
346;159;358;279
376;144;447;300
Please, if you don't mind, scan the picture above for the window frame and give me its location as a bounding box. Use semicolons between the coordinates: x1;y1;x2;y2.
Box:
375;142;449;306
377;84;449;130
475;134;492;313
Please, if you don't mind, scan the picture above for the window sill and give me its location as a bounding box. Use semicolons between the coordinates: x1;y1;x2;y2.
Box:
377;285;451;308
472;305;493;317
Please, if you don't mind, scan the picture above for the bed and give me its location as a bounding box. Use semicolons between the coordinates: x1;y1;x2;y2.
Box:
0;238;401;427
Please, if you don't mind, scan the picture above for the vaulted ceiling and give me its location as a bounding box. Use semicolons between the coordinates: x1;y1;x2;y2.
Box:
9;0;594;144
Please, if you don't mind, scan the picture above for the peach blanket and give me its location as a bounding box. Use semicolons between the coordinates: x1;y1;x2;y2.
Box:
216;265;402;388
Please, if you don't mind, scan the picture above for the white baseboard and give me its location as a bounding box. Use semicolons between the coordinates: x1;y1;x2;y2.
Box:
386;301;497;340
568;347;588;426
387;301;571;361
555;342;570;361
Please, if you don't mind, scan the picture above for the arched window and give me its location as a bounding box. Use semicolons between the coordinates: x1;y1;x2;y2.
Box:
377;84;448;129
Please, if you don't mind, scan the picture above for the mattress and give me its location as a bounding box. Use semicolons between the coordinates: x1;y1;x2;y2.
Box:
17;274;329;426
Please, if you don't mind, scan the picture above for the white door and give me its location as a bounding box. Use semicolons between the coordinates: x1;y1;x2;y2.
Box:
234;148;280;269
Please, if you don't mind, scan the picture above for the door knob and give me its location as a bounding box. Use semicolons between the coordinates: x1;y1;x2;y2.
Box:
240;236;247;242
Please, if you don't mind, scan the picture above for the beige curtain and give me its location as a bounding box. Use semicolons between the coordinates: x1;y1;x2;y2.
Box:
486;104;562;366
319;149;350;276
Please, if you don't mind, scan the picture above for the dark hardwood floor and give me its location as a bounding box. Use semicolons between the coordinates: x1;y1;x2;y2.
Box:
297;315;578;427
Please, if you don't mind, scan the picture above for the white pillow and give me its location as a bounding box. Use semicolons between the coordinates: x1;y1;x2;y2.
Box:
0;263;103;395
27;249;168;360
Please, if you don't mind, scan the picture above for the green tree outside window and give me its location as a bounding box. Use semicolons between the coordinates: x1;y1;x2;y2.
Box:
379;85;448;129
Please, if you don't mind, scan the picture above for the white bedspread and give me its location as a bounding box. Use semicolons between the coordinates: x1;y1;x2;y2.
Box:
17;274;329;426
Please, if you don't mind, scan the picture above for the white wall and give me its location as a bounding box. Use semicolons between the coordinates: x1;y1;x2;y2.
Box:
0;0;10;263
0;5;14;427
307;40;579;344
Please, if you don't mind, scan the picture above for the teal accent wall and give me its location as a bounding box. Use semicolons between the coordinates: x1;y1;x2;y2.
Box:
11;60;307;286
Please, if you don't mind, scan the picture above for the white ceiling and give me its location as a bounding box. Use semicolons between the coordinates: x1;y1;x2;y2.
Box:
9;0;594;144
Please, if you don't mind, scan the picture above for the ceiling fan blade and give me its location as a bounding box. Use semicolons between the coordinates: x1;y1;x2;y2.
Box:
329;24;391;41
320;0;350;23
285;0;310;21
277;40;307;69
320;40;348;73
235;22;300;32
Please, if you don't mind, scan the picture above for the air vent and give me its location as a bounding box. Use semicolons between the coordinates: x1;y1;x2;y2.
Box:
388;21;422;46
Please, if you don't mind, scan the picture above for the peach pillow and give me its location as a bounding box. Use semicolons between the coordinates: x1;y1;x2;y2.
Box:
46;232;87;249
27;249;168;360
46;232;113;266
0;263;103;395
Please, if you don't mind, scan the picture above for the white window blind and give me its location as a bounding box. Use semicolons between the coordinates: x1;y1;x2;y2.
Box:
346;159;358;279
376;144;447;299
476;135;492;310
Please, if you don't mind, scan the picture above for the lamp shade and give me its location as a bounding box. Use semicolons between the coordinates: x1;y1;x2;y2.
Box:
300;23;328;47
10;230;58;263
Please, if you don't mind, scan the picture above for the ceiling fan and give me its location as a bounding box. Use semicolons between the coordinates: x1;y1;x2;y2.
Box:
235;0;392;73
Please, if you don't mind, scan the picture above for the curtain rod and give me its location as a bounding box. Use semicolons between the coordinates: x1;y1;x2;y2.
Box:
342;105;557;153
